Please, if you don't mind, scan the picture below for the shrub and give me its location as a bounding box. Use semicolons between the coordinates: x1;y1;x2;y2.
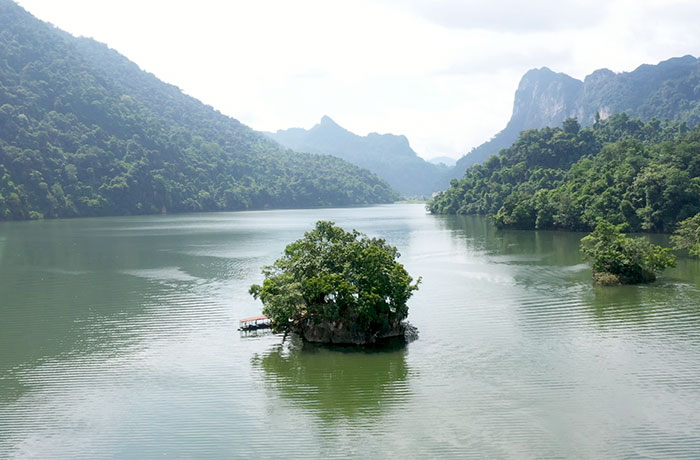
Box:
580;220;675;284
671;213;700;257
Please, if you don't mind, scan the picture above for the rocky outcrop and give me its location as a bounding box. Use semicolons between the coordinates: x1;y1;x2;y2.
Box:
451;55;700;177
296;318;407;345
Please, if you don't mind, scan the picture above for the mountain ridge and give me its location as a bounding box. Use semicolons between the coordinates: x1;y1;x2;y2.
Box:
452;55;700;177
266;116;448;197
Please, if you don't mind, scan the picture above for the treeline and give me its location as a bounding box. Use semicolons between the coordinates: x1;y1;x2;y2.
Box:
0;0;397;221
429;114;700;233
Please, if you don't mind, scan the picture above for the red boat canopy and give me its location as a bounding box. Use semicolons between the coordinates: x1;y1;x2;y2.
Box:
239;315;269;323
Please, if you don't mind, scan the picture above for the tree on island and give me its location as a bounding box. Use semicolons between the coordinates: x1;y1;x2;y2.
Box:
671;213;700;257
580;220;675;285
249;221;420;344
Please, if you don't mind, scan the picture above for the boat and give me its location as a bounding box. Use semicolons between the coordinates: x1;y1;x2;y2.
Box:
238;315;271;331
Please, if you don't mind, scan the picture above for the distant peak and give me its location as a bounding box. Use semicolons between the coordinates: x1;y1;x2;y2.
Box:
320;115;339;126
584;68;615;84
313;115;352;136
368;131;410;147
523;66;554;77
520;66;581;83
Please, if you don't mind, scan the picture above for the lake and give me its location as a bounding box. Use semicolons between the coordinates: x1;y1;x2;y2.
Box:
1;204;700;458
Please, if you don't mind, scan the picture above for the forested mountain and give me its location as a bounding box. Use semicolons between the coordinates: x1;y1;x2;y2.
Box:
451;55;700;178
430;114;700;233
266;116;448;197
0;0;397;221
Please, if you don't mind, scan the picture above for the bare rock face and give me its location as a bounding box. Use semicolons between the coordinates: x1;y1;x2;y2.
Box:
452;55;700;176
297;319;406;345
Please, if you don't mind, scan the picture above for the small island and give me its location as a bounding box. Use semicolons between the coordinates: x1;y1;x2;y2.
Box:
249;221;420;345
581;221;676;285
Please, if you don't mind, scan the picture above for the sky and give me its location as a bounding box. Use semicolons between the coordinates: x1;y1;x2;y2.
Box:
14;0;700;160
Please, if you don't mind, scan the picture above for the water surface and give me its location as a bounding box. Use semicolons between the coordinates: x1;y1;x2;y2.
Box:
1;204;700;458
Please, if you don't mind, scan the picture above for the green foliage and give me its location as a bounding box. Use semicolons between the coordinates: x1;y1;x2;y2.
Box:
249;221;420;333
0;1;398;221
430;114;700;233
671;213;700;257
580;221;676;284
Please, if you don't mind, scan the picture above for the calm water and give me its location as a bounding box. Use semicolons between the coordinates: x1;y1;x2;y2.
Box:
2;204;700;458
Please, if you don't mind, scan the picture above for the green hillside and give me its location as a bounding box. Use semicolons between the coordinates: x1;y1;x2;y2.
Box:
430;114;700;233
0;0;397;221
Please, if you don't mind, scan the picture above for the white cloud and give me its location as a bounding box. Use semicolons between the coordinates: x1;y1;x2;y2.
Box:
435;46;572;77
386;0;612;32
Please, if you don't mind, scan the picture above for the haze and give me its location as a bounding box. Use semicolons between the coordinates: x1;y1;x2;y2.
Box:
15;0;700;160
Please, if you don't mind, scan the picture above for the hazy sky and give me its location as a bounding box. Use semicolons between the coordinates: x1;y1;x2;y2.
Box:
15;0;700;160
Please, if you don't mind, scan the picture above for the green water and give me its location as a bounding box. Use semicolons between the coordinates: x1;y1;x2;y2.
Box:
1;204;700;458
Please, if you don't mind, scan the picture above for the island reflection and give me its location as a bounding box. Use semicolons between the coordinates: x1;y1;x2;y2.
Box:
251;335;412;422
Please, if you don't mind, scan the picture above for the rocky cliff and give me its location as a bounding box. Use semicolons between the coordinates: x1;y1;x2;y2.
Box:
451;55;700;177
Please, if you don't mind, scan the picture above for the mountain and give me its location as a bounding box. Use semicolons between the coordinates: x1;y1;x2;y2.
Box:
266;116;448;197
0;0;397;221
452;55;700;177
428;156;456;167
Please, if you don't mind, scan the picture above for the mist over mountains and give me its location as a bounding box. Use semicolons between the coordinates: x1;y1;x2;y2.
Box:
268;55;700;196
428;157;456;167
266;116;447;197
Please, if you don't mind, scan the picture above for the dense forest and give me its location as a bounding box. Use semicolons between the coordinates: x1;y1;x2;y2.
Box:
449;55;700;179
429;114;700;233
267;116;447;197
0;0;397;221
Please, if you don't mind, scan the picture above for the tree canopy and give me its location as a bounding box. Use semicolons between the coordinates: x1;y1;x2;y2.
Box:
430;114;700;233
249;221;420;344
671;213;700;257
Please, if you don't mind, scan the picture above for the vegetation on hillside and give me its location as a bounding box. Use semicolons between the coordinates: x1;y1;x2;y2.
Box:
580;221;676;285
249;221;420;344
0;0;397;221
429;114;700;233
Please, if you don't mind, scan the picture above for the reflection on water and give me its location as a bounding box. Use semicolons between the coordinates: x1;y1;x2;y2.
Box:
252;336;411;423
435;214;587;265
673;255;700;286
586;281;700;335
